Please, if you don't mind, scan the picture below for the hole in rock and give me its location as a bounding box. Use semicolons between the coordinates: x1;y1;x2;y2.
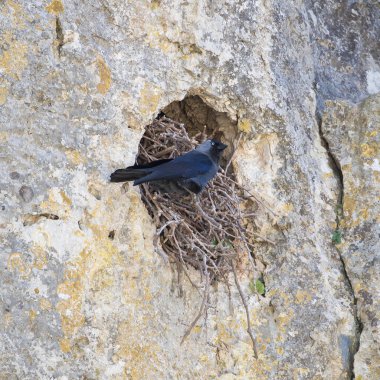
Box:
132;95;261;352
133;95;258;284
163;95;239;165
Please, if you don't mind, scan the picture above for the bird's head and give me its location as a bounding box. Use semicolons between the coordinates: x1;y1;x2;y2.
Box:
196;139;227;161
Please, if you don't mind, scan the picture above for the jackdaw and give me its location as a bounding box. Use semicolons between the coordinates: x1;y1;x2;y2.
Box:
110;139;227;194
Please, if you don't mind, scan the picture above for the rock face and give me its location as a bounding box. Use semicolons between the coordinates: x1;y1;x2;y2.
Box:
0;0;378;379
322;96;380;380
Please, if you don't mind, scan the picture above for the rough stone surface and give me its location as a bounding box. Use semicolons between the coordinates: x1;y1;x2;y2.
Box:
0;0;378;379
322;95;380;380
306;0;380;109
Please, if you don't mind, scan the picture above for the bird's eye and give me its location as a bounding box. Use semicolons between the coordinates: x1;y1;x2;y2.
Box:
211;142;215;146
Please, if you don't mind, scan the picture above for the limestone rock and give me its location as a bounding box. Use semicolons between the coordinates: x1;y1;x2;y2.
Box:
0;0;378;379
322;95;380;380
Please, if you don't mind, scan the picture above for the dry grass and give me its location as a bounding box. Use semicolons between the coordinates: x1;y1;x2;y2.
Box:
136;116;259;357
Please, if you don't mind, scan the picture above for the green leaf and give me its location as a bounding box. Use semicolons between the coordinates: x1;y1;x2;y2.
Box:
332;230;342;244
255;279;265;295
211;237;218;247
249;279;265;295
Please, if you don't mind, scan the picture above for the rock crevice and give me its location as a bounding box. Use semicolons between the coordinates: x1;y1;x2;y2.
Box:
317;111;363;379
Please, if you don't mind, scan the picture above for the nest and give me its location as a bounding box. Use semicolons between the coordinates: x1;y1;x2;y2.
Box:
136;116;259;355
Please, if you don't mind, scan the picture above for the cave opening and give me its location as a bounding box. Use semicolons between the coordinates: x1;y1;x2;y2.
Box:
162;95;239;165
132;94;259;352
132;94;255;278
162;95;237;136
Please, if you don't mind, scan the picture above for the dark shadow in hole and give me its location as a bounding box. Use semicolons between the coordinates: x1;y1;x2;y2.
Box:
162;95;238;165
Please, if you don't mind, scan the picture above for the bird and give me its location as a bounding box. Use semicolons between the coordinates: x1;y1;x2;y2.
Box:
110;139;227;194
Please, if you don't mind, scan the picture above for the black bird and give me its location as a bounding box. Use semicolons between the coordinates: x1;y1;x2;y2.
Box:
110;139;227;194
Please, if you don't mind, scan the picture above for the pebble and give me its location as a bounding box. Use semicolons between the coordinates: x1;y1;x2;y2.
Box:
19;186;34;203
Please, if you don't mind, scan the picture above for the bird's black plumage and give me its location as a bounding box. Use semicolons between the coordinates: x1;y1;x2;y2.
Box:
110;139;227;194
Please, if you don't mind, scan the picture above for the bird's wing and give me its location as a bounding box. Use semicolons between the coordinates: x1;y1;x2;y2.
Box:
110;158;173;182
126;158;173;170
133;151;213;185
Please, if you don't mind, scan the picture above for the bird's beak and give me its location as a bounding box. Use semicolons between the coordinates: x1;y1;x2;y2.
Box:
218;143;228;151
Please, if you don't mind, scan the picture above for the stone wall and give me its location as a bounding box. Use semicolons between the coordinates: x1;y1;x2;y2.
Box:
0;0;379;378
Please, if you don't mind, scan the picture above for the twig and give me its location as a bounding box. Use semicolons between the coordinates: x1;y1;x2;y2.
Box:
156;219;181;235
231;259;258;359
181;256;210;344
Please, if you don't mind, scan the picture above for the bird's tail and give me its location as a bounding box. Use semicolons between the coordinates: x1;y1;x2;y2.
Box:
110;168;147;183
110;159;173;183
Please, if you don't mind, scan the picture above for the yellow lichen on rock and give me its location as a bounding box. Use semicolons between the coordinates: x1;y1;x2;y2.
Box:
32;244;49;270
295;290;312;304
45;0;64;15
139;81;163;120
54;195;127;354
96;55;112;95
39;298;52;311
29;309;37;322
115;320;160;379
59;338;71;353
0;32;28;80
238;118;252;133
282;203;294;213
55;248;89;348
65;149;86;165
360;142;379;159
7;252;31;278
2;0;27;29
0;131;8;142
145;30;173;53
40;188;72;218
0;86;9;105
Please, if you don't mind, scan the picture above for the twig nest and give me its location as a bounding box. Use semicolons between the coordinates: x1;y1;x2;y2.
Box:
137;117;255;281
